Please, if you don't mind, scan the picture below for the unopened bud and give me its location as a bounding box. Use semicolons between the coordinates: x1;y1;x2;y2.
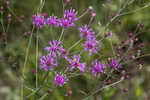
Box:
88;6;93;10
8;13;12;20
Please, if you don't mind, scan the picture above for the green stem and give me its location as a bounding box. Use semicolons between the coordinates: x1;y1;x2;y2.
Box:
23;26;35;78
39;93;48;100
0;13;6;33
26;72;50;98
83;79;123;100
68;38;83;52
36;28;39;91
6;20;11;33
58;28;65;41
21;26;35;100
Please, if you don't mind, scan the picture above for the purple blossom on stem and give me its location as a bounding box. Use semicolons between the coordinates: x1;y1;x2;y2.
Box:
66;55;86;72
90;12;96;18
64;9;78;22
78;25;95;39
46;16;61;27
19;15;25;20
54;74;67;86
24;32;31;36
108;58;120;69
0;6;4;13
8;14;12;20
82;39;99;56
44;40;65;57
30;69;35;74
89;59;106;76
1;32;7;39
59;18;75;28
40;54;58;71
32;14;46;29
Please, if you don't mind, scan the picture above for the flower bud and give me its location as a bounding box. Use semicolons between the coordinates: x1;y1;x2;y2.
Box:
6;0;10;8
25;32;31;36
8;13;12;20
20;15;25;20
1;32;7;39
47;89;51;94
67;90;72;96
138;20;144;28
66;0;71;3
139;43;144;47
0;6;4;13
128;33;133;37
123;88;128;92
117;19;121;24
30;69;35;74
88;6;93;10
90;12;96;17
104;80;112;85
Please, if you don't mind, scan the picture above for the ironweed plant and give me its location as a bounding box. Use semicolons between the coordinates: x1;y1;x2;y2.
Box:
0;0;150;100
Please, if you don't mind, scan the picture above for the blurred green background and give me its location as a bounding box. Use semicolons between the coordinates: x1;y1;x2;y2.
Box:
0;0;150;100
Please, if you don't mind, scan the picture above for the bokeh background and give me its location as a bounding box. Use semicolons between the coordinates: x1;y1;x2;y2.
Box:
0;0;150;100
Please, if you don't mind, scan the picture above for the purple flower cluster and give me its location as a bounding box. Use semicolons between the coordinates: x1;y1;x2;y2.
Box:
32;14;46;29
78;25;95;39
89;59;106;76
79;25;99;56
40;40;68;86
107;58;120;69
46;16;60;27
44;40;65;58
40;54;58;71
66;55;86;72
40;40;66;71
82;39;99;56
54;74;67;86
32;9;77;28
64;9;78;22
38;7;123;88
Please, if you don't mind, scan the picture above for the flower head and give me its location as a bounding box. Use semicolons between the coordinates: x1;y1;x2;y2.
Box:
66;55;86;72
44;40;65;57
32;14;46;29
89;59;106;76
60;18;75;28
40;54;58;71
107;58;120;69
46;16;61;27
82;39;99;56
54;74;67;86
64;9;78;22
78;25;95;39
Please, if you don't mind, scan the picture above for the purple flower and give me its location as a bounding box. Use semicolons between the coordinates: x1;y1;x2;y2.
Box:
64;9;78;22
78;25;95;39
40;54;58;71
46;16;61;27
59;18;75;28
44;40;65;57
32;14;46;29
54;74;67;86
66;55;86;72
108;58;120;69
82;39;99;56
89;59;106;76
